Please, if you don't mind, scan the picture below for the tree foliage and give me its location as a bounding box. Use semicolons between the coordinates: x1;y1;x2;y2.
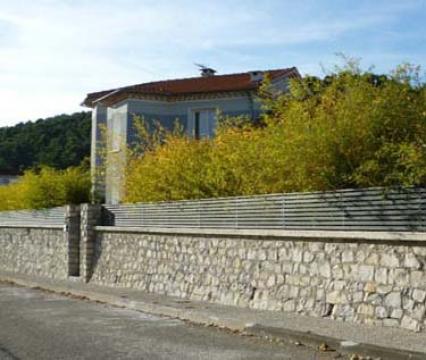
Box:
0;112;91;174
0;165;91;211
124;63;426;203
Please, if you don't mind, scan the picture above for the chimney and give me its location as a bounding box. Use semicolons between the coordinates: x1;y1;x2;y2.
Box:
200;67;216;77
195;64;217;77
249;71;264;82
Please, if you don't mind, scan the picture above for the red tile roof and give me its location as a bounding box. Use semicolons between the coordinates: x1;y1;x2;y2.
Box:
82;67;299;107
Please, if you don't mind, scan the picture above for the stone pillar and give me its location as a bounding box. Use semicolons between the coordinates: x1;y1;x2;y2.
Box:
65;205;81;277
80;204;102;282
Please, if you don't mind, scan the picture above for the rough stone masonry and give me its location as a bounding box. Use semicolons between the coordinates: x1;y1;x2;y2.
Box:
1;204;425;334
90;229;426;332
0;227;67;279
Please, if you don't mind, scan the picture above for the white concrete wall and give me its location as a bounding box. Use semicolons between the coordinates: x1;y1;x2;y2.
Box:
105;103;129;205
91;105;107;201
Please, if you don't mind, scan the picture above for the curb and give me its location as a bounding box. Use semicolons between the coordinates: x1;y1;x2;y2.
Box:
244;325;425;360
0;274;247;330
1;274;425;360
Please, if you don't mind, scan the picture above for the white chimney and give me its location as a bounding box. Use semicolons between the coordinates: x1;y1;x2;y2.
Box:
249;71;264;82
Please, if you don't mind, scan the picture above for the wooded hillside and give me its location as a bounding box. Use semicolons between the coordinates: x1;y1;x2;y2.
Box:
0;112;91;174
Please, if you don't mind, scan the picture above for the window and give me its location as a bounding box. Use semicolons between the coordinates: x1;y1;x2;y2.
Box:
194;111;201;140
192;109;216;139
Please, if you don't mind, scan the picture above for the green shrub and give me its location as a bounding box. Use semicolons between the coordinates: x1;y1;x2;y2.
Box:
0;165;91;211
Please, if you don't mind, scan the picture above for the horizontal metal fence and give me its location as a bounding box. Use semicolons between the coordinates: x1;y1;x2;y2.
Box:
0;206;66;227
103;187;426;231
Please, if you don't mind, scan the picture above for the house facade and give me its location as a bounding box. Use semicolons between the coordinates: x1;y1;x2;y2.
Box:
82;67;300;204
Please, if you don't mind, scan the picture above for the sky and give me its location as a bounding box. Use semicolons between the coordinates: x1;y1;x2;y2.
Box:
0;0;425;126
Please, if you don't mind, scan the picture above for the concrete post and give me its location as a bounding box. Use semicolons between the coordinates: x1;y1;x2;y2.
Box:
80;204;102;282
91;104;107;203
65;205;81;277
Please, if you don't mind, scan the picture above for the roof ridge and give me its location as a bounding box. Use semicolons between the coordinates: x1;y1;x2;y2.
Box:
118;67;296;91
82;66;299;107
88;67;296;95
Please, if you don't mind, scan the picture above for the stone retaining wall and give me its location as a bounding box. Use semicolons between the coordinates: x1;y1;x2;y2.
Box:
0;203;425;333
0;227;68;279
91;229;426;332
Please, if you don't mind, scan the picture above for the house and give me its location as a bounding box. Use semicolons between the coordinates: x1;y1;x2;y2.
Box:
82;66;300;204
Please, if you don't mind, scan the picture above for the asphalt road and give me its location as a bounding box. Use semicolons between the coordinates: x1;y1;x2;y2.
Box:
0;283;347;360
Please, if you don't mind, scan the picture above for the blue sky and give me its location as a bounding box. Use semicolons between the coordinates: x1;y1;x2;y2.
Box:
0;0;424;126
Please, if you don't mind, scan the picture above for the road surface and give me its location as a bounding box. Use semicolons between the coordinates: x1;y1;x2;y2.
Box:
0;283;347;360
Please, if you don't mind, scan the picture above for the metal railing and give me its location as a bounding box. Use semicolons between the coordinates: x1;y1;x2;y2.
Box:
0;207;66;227
103;187;426;231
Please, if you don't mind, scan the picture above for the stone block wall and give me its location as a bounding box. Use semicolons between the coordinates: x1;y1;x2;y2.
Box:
0;203;425;334
0;205;81;280
80;204;102;281
0;227;68;279
65;205;80;276
90;229;426;332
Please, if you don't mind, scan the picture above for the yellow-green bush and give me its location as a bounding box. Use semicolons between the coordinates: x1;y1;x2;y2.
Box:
0;165;91;211
124;63;426;203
